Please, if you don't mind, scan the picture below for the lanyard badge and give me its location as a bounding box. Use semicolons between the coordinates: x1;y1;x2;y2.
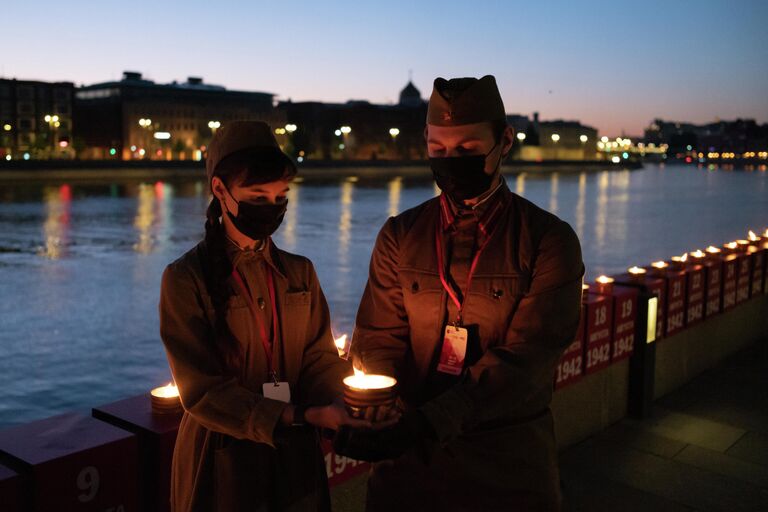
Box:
231;256;290;401
434;194;504;375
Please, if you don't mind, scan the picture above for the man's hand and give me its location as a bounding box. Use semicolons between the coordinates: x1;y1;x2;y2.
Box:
333;409;436;462
305;402;372;431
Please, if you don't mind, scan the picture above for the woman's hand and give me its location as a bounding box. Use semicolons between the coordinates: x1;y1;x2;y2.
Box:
305;402;372;430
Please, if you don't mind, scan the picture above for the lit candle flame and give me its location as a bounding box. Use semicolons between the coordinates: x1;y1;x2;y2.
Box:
764;229;768;238
343;367;396;390
748;230;759;241
582;283;590;290
151;382;179;398
628;266;646;274
671;253;688;263
690;250;706;258
706;246;721;253
334;334;348;351
596;275;614;284
725;242;738;250
736;239;749;246
651;261;668;269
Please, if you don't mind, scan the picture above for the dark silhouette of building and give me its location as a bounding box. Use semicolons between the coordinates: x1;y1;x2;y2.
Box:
277;81;427;161
74;71;284;160
0;78;75;160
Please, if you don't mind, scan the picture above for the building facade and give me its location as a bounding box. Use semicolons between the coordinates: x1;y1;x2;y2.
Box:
0;78;75;160
74;71;285;160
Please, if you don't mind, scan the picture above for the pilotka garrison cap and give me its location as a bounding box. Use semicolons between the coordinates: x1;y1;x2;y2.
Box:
205;120;294;183
427;75;506;126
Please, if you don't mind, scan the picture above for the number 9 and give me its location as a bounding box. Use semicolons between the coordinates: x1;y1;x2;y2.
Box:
77;466;100;503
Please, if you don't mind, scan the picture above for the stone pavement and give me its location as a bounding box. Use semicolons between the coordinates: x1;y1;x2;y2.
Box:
559;339;768;511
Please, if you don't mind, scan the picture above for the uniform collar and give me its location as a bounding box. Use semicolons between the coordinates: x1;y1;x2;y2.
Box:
439;176;511;238
225;235;286;279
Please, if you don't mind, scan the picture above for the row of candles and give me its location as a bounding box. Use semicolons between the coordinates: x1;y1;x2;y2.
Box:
589;229;768;295
152;228;767;414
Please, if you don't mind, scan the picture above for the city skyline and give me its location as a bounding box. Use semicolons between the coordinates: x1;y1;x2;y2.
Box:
4;0;767;136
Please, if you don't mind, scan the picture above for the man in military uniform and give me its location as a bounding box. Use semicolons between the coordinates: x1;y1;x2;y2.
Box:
339;75;584;511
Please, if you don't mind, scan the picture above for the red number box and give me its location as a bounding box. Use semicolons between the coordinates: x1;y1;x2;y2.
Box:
648;267;687;337
747;242;767;296
321;438;369;488
702;257;723;318
595;284;639;362
722;255;739;311
735;252;751;304
0;413;138;512
583;292;614;374
93;394;182;512
684;263;705;327
0;463;24;512
613;272;666;343
555;304;586;389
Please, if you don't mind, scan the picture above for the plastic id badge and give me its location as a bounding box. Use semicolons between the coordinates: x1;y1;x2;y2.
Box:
437;325;467;375
263;382;291;403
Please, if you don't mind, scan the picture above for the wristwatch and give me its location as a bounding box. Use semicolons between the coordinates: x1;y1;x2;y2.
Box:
292;405;308;426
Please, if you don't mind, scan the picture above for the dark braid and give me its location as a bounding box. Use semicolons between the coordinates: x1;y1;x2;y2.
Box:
202;198;245;377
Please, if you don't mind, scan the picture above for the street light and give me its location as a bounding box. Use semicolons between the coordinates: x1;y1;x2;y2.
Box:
580;134;588;143
207;120;221;132
389;127;400;139
551;133;560;142
44;114;61;156
517;132;526;142
3;124;11;131
285;124;297;133
340;126;351;135
138;118;153;159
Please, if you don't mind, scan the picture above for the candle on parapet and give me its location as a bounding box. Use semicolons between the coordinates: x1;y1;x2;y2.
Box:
150;382;182;414
595;275;614;294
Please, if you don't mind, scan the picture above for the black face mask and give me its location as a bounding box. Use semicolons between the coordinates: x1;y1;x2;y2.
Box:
429;142;502;202
223;186;287;241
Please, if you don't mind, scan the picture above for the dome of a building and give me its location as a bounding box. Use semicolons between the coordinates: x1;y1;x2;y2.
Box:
399;81;422;106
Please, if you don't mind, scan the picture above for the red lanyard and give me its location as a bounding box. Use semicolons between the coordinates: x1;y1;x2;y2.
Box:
230;261;280;381
435;195;503;326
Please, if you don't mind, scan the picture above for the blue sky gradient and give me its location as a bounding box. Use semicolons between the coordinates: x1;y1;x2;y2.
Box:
4;0;767;135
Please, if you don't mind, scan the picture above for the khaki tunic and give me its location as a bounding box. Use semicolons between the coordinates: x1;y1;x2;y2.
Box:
352;182;584;511
159;238;351;512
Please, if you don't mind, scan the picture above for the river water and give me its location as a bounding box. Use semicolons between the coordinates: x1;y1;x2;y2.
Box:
0;163;766;428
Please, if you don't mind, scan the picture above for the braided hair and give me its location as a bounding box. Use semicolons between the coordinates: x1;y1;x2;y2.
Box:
200;147;297;377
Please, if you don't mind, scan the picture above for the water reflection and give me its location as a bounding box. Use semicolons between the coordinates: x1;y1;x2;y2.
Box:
608;170;630;246
594;171;609;251
575;172;586;239
549;173;559;214
516;173;526;196
39;184;71;259
338;179;354;268
281;182;300;251
388;177;402;217
133;181;172;254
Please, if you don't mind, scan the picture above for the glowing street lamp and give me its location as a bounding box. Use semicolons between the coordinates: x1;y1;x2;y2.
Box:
285;124;297;133
340;126;352;135
551;133;560;143
207;120;221;133
580;134;588;143
138;118;152;128
516;132;526;142
3;124;11;131
389;127;400;139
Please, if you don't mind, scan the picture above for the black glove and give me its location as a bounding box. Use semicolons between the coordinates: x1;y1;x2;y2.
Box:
333;410;436;462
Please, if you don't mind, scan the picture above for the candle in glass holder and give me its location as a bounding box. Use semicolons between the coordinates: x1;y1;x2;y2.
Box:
649;260;669;276
594;275;614;294
343;368;397;421
669;253;688;270
150;382;182;414
627;266;647;283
